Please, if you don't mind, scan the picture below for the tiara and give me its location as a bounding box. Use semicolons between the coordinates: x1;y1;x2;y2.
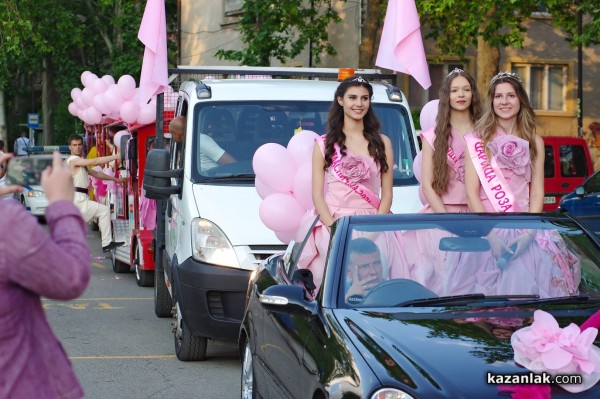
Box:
446;68;464;78
491;71;522;84
351;76;368;84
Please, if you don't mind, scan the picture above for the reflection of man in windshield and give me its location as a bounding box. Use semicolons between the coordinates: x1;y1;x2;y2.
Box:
345;238;385;302
169;115;235;170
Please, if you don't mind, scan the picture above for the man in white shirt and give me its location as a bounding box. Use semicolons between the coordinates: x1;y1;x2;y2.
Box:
14;131;31;156
169;116;235;170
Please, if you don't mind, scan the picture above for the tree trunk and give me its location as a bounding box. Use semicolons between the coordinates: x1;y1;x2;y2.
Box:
42;58;57;145
476;36;500;100
359;0;382;68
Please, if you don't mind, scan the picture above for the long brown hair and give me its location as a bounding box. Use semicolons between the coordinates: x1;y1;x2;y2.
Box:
432;70;481;195
475;74;537;162
323;76;388;173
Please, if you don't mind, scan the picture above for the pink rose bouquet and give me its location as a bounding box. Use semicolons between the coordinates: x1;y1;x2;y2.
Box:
339;156;370;183
488;135;530;179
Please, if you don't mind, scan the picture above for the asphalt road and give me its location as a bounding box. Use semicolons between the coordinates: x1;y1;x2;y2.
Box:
45;227;241;399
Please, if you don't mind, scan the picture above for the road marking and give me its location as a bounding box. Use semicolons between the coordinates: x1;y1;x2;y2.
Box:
96;302;124;310
92;262;105;269
70;355;177;360
44;297;152;301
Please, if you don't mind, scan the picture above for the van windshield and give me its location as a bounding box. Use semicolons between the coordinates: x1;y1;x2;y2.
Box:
190;101;418;186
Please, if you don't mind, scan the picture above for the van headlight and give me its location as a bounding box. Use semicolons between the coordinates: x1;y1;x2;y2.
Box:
191;218;239;267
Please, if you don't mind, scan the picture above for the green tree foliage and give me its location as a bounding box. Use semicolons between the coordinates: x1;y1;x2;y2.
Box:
0;0;177;145
215;0;342;66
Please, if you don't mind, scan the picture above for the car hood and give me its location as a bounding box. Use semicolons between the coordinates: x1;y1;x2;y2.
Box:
334;307;600;398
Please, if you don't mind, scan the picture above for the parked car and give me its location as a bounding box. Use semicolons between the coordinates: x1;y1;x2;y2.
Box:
559;168;600;234
240;213;600;398
543;136;593;211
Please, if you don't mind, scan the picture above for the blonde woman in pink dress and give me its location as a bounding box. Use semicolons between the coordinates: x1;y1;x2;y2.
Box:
446;71;579;297
297;76;410;292
402;69;481;293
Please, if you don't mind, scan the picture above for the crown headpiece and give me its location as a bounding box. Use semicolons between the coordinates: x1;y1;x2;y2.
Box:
491;71;522;85
350;75;368;84
446;68;464;78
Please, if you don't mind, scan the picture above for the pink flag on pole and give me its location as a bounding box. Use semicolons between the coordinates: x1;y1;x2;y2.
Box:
375;0;431;90
137;0;169;105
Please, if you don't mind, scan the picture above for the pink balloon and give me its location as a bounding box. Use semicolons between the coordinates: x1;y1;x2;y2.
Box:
118;75;136;100
412;152;427;205
255;177;277;200
292;162;313;210
104;84;123;114
137;102;156;125
80;71;92;87
419;99;439;132
294;210;318;243
114;130;129;150
287;130;320;168
83;73;98;88
87;107;102;125
274;229;296;244
91;78;108;95
93;94;110;115
120;101;139;124
71;87;82;102
81;87;95;107
101;75;116;86
252;143;297;193
68;102;80;117
259;193;305;232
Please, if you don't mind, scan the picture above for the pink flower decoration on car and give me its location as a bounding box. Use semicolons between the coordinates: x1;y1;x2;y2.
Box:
339;156;370;183
511;309;600;393
488;135;530;179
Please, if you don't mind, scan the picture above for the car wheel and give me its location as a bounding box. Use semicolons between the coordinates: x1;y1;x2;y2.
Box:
154;265;172;318
241;339;256;399
111;248;130;273
134;244;154;287
173;300;207;361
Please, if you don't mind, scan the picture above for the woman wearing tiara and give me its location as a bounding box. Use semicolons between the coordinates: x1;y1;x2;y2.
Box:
399;69;482;293
296;75;411;294
445;71;579;297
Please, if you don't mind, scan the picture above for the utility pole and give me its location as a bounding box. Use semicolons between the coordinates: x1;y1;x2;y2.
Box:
577;3;583;138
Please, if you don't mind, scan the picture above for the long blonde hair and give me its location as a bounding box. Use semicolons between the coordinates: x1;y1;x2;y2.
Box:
475;75;538;162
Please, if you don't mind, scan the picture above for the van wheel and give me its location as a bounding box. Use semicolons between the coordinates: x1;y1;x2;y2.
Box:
111;249;130;273
135;245;154;287
154;268;172;318
173;300;207;361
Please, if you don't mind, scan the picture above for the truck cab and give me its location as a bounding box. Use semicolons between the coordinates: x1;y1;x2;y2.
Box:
144;67;421;361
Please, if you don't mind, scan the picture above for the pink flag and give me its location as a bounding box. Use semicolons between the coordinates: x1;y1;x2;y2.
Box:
375;0;431;90
137;0;169;105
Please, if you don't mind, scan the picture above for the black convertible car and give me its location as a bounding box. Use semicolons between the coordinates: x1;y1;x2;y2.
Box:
240;213;600;398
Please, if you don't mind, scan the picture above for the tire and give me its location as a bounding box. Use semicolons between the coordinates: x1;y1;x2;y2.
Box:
173;300;208;361
135;244;154;287
241;339;257;399
154;267;173;318
111;248;130;273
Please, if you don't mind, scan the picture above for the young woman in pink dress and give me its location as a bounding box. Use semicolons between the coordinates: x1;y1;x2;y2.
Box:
297;76;410;292
402;69;482;293
446;71;579;297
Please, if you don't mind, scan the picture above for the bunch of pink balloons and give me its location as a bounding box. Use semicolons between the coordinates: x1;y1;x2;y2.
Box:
67;70;175;126
253;130;321;244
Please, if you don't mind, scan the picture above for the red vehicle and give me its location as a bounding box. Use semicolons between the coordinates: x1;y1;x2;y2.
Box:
542;136;593;212
83;114;173;286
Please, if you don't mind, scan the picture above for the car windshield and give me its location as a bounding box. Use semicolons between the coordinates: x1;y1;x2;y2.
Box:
337;216;600;308
190;101;416;185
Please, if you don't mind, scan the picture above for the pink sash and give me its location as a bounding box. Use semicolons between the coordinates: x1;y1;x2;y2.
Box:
317;137;381;210
421;128;461;167
464;134;515;213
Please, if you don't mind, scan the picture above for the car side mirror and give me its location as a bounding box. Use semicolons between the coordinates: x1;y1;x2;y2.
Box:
259;285;316;315
143;148;183;199
575;186;585;196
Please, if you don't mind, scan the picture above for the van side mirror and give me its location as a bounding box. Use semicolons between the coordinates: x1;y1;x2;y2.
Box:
143;148;183;199
119;134;131;162
575;186;585;196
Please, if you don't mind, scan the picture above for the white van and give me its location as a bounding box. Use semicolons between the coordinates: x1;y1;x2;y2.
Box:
143;66;422;361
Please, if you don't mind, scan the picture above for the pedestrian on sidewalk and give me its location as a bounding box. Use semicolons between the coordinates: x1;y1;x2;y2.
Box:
65;134;125;252
0;151;90;399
